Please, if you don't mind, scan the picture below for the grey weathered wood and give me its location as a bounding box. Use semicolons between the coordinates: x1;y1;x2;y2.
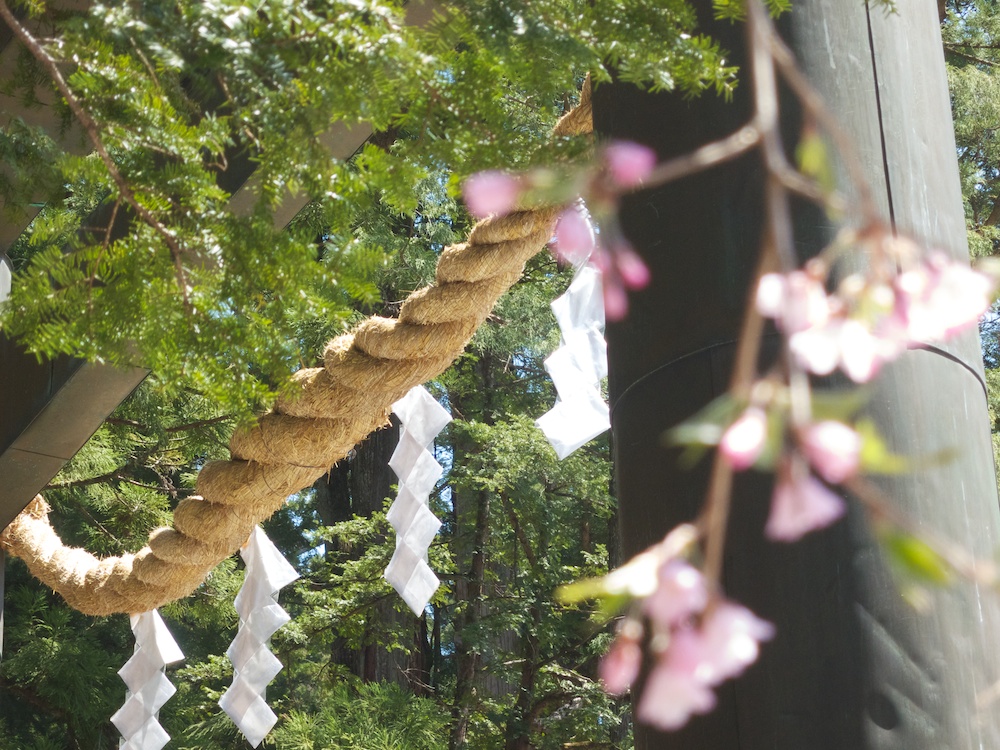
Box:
0;337;147;529
598;1;1000;747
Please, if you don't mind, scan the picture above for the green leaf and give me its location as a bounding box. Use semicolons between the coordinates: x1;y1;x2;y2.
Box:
882;530;952;586
796;126;836;196
752;406;787;471
811;388;870;421
857;418;957;474
556;576;613;605
856;418;911;474
663;393;739;448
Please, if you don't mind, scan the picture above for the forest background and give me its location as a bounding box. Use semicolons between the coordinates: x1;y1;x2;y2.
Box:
0;0;997;749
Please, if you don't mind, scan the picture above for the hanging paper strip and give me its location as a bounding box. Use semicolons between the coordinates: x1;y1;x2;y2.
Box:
220;526;300;747
384;385;451;615
111;610;184;750
536;263;610;459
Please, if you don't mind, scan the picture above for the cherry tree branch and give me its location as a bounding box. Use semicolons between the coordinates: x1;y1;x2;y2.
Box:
645;124;761;187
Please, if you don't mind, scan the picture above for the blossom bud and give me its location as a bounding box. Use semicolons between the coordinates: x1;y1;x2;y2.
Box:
644;560;708;628
604;141;657;188
600;636;642;696
615;245;651;289
553;207;596;264
766;471;846;542
801;421;861;483
462;170;522;218
719;407;767;470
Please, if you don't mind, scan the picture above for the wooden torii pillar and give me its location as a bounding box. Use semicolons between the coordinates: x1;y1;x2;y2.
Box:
598;2;1000;747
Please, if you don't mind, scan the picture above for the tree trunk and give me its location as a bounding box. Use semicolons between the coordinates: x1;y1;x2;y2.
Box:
450;354;497;749
313;417;422;686
504;602;541;750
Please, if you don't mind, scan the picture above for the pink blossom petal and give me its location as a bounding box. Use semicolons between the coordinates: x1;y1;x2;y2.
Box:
719;407;768;471
600;637;642;696
928;261;993;337
789;324;840;376
603;277;629;321
766;472;846;542
755;273;786;319
644;560;708;628
837;319;893;383
553;207;596;265
780;271;830;333
591;248;611;274
604;548;662;598
695;603;775;685
604;141;657;188
462;170;522;218
615;245;651;289
801;421;861;484
637;632;717;731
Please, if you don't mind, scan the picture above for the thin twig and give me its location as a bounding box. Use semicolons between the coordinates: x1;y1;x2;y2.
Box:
128;36;161;89
776;164;847;213
644;124;761;189
699;239;773;591
944;45;1000;68
46;467;126;489
164;415;232;432
0;0;192;310
85;197;119;317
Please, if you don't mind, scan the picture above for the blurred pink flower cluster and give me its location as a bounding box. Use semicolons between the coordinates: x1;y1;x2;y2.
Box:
720;407;859;541
600;557;774;730
756;245;995;383
462;141;657;320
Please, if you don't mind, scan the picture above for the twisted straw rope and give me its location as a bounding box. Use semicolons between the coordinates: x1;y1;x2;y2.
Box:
0;81;593;616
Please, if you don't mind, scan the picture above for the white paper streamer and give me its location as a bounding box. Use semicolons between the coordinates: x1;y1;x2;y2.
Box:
0;255;11;304
384;385;451;615
220;526;300;747
112;610;184;750
536;264;610;459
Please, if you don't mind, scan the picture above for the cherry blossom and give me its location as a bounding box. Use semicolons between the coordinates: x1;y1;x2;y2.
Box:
615;244;651;288
637;629;718;730
800;421;861;483
634;603;773;730
598;537;772;732
644;559;709;627
465;140;659;321
719;406;768;470
462;170;522;219
766;468;846;542
893;252;993;342
592;241;651;321
604;141;657;188
756;270;830;334
553;206;597;265
602;548;663;598
694;602;775;684
600;635;642;696
756;251;995;383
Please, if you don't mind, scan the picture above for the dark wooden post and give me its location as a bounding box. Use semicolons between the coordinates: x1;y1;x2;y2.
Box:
597;2;1000;747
